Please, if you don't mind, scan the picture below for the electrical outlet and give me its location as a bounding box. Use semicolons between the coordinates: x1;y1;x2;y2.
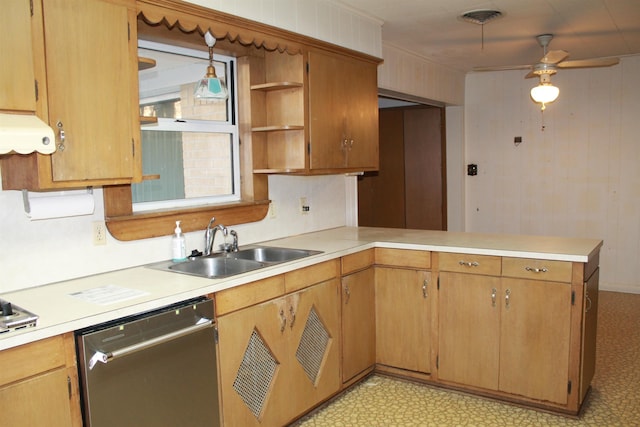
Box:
93;221;107;245
300;196;310;215
268;201;277;219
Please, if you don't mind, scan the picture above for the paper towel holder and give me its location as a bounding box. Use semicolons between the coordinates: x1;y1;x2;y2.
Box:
22;187;94;216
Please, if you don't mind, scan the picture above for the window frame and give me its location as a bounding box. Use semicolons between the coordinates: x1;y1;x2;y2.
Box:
133;42;240;212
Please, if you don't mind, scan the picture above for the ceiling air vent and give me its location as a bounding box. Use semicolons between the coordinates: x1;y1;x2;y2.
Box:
460;9;503;25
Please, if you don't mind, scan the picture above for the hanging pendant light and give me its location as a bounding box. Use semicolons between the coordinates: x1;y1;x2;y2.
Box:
530;74;559;111
194;31;228;100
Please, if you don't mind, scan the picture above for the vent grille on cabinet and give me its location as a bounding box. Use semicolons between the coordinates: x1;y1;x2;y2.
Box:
233;329;279;419
296;306;330;384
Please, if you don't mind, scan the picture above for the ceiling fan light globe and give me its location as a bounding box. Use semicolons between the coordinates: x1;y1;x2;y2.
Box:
531;83;559;104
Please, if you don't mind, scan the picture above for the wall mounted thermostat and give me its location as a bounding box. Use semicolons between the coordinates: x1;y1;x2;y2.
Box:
467;164;478;176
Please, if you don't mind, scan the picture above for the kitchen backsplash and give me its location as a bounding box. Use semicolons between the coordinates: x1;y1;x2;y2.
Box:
0;174;352;293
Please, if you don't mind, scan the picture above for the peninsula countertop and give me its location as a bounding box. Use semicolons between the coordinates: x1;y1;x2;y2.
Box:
0;226;602;350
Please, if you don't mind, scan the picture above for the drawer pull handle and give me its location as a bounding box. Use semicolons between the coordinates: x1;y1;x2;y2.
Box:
585;291;593;312
344;284;351;304
422;280;428;299
459;261;479;267
505;289;511;309
525;266;548;273
491;287;497;307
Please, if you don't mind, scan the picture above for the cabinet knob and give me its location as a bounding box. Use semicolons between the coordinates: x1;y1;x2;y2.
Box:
505;289;511;309
422;280;428;299
491;287;497;307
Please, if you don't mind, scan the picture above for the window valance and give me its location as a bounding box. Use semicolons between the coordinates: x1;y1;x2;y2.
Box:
137;0;305;54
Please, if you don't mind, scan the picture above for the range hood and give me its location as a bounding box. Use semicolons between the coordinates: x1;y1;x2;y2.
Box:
0;112;56;155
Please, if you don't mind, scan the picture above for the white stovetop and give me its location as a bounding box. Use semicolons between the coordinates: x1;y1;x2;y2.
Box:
0;226;602;351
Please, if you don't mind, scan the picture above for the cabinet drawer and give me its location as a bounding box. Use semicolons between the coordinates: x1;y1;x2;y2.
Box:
502;257;573;283
375;248;431;269
439;252;501;276
285;259;339;293
342;249;374;275
0;336;66;387
215;275;285;316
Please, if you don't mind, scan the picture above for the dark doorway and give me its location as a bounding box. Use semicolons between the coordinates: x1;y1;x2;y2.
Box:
358;104;446;230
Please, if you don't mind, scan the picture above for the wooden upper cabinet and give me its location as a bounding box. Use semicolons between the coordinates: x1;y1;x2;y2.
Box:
248;48;380;175
308;50;379;171
44;0;137;182
1;0;140;190
0;0;37;112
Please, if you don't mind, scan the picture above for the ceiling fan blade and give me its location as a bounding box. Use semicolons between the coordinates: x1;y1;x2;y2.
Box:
540;49;569;64
557;57;620;69
472;64;532;72
524;70;538;79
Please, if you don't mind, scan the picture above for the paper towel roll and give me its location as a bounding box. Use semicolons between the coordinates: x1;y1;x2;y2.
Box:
25;192;95;220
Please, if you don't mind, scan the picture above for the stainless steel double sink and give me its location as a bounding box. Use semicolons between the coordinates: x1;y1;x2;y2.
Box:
148;246;322;279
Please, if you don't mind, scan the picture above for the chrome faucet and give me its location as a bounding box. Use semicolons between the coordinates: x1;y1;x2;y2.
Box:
229;230;239;252
204;217;216;256
204;217;228;256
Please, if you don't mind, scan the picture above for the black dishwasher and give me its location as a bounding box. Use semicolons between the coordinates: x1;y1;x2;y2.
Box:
75;297;220;427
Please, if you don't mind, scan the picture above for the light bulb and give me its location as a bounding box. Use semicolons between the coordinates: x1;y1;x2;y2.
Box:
531;73;559;111
530;83;559;104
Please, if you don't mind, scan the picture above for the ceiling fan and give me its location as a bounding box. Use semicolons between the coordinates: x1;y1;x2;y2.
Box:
474;34;620;110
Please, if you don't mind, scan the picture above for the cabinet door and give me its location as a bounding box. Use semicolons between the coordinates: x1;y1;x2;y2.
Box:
0;0;36;112
287;279;341;416
308;51;378;171
308;50;346;169
376;267;431;373
0;368;73;425
341;267;376;382
580;268;599;401
342;57;378;170
217;297;290;427
217;279;340;426
438;272;501;390
43;0;136;182
499;278;572;404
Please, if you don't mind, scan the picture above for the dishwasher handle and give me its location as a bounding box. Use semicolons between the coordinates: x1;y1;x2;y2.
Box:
88;317;213;370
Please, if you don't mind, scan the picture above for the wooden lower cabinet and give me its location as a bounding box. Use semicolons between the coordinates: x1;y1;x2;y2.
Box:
438;272;501;390
0;334;81;426
439;271;573;405
217;278;341;426
375;267;431;374
341;267;376;383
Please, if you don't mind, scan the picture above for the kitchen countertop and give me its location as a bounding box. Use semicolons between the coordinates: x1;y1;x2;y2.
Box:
0;226;602;351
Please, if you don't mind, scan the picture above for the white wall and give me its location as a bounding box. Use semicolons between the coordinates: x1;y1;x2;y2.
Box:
445;106;465;232
0;0;381;294
378;43;465;106
464;56;640;294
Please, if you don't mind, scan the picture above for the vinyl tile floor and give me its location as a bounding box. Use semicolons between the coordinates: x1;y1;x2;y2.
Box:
293;291;640;426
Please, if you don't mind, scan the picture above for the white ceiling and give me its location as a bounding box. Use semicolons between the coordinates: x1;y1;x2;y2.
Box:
337;0;640;73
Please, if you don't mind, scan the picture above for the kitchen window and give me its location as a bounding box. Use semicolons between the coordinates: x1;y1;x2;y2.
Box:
133;41;239;212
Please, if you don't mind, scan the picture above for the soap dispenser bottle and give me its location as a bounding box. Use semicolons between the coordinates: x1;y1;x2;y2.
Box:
172;221;187;262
